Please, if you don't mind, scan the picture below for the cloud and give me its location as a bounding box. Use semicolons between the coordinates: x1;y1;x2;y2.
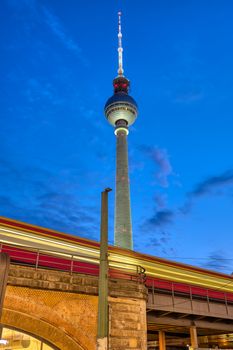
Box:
181;169;233;214
42;7;82;56
174;90;204;103
149;237;161;247
137;206;174;255
6;0;85;61
5;0;36;10
154;193;167;209
24;78;56;104
139;209;174;238
129;159;144;173
0;196;20;213
139;145;173;187
190;170;233;197
146;209;174;228
139;231;171;256
0;159;99;239
35;192;99;238
202;250;233;273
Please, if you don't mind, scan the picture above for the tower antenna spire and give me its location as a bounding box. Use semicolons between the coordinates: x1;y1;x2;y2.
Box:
117;11;124;76
105;11;138;250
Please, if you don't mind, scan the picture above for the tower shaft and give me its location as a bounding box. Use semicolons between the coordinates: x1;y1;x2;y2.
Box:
115;129;133;250
105;12;138;250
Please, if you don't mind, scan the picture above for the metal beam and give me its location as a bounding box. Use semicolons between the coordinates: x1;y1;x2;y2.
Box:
159;311;173;317
176;313;190;319
194;315;206;320
147;315;233;332
211;318;223;323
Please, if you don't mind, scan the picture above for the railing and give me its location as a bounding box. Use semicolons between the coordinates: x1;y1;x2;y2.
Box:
147;276;233;305
0;242;146;284
147;345;226;350
148;345;232;350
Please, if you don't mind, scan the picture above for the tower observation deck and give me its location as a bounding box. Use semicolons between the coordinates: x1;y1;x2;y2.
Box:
104;12;138;250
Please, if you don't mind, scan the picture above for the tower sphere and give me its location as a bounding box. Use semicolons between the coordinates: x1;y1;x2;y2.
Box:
104;77;138;128
104;11;137;250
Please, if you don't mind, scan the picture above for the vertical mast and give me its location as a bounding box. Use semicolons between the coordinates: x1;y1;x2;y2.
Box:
117;11;124;76
104;12;138;250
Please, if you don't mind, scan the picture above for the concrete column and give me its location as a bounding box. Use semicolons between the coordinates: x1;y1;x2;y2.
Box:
0;252;10;338
190;325;198;350
159;330;166;350
114;129;133;250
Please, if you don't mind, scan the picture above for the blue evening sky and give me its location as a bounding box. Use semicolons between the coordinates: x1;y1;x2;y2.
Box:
1;0;233;273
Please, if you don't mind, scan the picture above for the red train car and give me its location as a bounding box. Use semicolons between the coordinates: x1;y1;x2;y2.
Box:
1;216;233;303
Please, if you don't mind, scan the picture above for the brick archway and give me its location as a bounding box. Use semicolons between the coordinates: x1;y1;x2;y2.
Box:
2;286;98;350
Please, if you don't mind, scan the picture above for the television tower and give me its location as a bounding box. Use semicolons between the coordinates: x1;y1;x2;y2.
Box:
104;12;138;250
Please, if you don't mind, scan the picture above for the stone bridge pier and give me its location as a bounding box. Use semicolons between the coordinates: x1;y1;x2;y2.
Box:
1;265;147;350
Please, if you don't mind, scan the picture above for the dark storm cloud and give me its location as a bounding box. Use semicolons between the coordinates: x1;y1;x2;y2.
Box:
181;169;233;214
139;145;173;187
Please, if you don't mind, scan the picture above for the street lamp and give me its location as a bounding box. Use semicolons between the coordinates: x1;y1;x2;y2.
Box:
97;188;112;350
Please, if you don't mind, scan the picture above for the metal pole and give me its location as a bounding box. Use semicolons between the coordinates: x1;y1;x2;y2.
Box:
97;188;112;350
0;252;10;338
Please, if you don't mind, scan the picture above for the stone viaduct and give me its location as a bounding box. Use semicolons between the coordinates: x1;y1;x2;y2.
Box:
2;262;233;350
2;264;147;350
1;217;233;349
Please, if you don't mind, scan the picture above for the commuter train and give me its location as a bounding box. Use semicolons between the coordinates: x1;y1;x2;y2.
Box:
1;216;233;303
